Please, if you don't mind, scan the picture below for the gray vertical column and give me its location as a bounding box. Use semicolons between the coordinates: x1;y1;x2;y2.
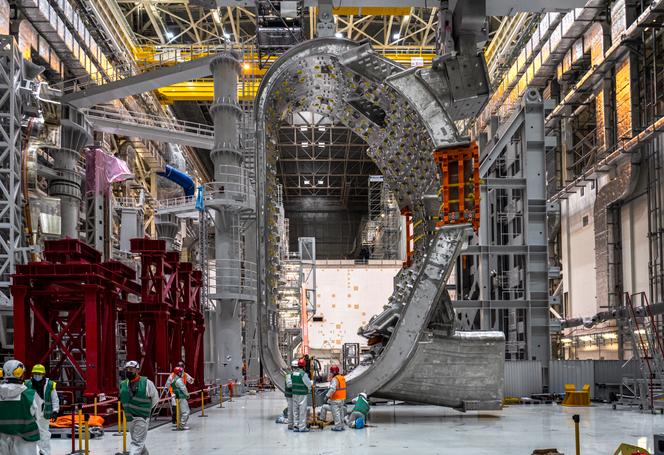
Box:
210;52;243;383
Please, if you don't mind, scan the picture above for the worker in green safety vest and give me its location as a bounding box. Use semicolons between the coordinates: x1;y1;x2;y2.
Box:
345;392;370;429
0;359;40;455
119;360;159;455
287;358;312;432
171;367;191;430
25;364;59;455
285;359;298;430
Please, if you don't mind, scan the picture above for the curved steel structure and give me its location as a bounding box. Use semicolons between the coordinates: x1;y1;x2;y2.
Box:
255;38;505;410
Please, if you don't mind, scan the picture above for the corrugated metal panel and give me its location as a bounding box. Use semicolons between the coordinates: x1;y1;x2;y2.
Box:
549;361;595;397
504;361;543;397
593;360;640;384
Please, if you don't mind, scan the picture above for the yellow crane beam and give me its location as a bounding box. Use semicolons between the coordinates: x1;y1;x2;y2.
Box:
131;46;436;104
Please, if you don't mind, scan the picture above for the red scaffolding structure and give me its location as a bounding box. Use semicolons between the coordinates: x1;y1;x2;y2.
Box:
11;238;204;400
128;239;204;387
12;240;140;398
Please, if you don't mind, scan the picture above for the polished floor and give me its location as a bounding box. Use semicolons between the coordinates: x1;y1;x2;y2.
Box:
51;391;662;454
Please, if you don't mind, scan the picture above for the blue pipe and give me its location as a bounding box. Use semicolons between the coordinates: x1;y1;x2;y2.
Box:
157;165;196;197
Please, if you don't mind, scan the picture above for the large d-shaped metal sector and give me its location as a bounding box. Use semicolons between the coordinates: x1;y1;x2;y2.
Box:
255;38;505;410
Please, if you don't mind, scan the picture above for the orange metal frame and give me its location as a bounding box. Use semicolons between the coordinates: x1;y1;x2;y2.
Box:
401;207;413;268
432;142;480;231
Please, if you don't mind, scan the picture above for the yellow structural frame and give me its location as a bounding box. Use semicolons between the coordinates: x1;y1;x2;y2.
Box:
131;46;436;104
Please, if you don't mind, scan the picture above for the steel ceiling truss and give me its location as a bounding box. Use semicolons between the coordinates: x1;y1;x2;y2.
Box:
111;2;478;51
275;121;377;200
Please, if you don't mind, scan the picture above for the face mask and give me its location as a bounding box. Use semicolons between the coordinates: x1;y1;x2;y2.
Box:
32;374;43;382
126;372;136;380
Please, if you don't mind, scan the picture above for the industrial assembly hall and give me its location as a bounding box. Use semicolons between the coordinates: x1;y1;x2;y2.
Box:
0;0;663;453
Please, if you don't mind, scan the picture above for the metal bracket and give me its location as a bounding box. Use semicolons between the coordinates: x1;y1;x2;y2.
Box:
317;0;335;37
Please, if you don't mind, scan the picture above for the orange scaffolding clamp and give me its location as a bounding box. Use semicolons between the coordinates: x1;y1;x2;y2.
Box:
432;142;480;231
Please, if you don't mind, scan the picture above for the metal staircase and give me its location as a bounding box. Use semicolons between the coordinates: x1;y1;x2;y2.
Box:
616;292;664;412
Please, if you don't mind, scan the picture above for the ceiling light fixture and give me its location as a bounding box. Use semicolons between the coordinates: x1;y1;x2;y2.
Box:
303;179;311;185
301;141;309;147
393;32;400;40
335;32;343;38
317;179;324;185
317;142;325;147
165;31;174;39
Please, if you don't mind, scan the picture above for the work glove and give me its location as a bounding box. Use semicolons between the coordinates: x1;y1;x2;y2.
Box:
50;410;59;420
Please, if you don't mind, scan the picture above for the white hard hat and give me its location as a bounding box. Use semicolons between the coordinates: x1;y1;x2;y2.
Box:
359;392;368;399
290;360;299;368
125;360;140;369
3;359;25;380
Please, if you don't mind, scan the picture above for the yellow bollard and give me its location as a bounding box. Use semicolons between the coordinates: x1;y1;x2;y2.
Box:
115;400;122;436
84;420;90;455
122;411;127;454
200;389;207;417
573;414;581;455
219;384;223;408
93;397;97;417
176;397;181;430
78;409;83;451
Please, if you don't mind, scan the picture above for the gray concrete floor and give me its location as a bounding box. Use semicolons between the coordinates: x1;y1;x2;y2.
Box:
51;391;662;454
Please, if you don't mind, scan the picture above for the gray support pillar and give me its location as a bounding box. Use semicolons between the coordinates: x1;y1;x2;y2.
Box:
210;52;243;383
119;207;144;252
522;89;550;369
244;218;260;380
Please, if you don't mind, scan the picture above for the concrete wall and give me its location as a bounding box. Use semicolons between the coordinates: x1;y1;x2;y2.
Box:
0;0;9;35
621;192;650;298
307;261;401;350
561;182;598;317
285;198;365;259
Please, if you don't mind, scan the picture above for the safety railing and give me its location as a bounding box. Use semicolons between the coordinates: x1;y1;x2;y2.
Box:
209;259;258;300
84;105;214;139
204;165;255;207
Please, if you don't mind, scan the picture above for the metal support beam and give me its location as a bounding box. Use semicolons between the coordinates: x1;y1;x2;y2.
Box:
61;55;215;108
0;36;24;306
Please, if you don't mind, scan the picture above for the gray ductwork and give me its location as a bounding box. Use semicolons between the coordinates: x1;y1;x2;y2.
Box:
48;106;91;238
155;214;179;251
594;155;641;309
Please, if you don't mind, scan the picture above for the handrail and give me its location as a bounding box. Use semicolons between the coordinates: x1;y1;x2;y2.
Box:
84;105;214;138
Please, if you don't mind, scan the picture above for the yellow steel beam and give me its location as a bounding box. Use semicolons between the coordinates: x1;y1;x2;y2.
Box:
132;46;436;104
156;80;259;103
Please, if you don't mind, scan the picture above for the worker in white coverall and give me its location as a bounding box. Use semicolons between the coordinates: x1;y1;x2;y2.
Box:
287;358;312;432
172;367;191;430
0;359;40;455
25;364;60;455
164;361;193;426
324;364;347;431
119;360;159;455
